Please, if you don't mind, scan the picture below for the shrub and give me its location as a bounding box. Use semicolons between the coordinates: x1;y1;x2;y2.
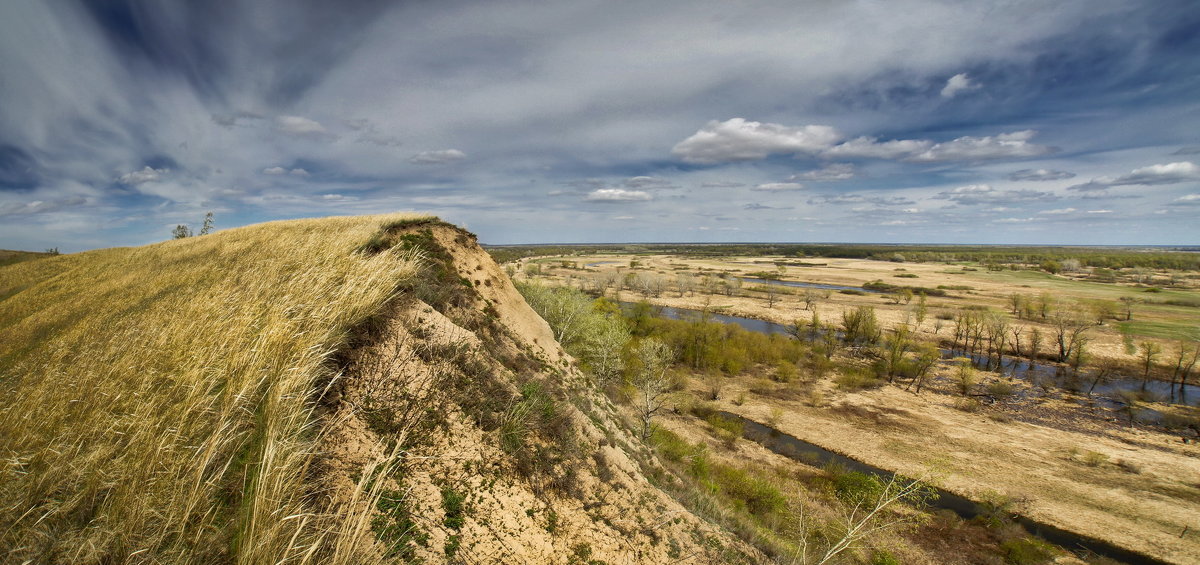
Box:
1081;450;1108;467
773;360;798;383
870;550;902;565
831;469;884;505
835;370;880;391
711;466;787;517
987;380;1015;400
1001;536;1055;564
954;398;982;413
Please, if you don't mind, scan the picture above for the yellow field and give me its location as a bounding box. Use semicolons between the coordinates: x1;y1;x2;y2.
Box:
0;214;427;564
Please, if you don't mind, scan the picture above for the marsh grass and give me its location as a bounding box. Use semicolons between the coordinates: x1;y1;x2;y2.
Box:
0;213;429;564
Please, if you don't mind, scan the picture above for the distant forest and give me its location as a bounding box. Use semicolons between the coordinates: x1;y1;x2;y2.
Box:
486;243;1200;271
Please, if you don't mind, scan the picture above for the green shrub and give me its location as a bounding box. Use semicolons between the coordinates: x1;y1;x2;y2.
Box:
830;469;883;505
711;466;787;517
870;549;901;565
987;380;1015;400
1001;536;1055;564
835;369;881;391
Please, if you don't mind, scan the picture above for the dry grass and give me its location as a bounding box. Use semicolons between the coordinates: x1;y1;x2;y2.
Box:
0;213;429;564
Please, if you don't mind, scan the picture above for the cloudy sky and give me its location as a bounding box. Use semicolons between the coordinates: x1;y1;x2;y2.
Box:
2;0;1199;251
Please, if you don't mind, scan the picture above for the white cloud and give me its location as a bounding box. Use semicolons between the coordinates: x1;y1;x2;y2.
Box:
1172;193;1200;205
1086;209;1112;214
623;176;673;188
791;163;856;181
262;166;309;176
1037;207;1076;215
934;184;1058;205
1008;168;1076;181
274;115;327;136
993;217;1034;223
752;182;805;191
908;130;1056;162
613;215;635;220
822;137;931;160
409;149;467;164
0;196;89;218
671;118;842;164
118;166;167;185
940;73;978;98
1068;161;1200;191
585;188;651;202
700;181;745;188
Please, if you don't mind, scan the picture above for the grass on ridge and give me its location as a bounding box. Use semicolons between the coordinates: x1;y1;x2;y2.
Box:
0;213;429;564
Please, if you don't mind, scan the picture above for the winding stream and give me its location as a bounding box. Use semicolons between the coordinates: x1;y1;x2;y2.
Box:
620;301;1186;563
721;412;1169;565
641;303;1198;407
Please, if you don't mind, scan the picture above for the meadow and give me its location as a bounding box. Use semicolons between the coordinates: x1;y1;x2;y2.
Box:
515;247;1200;564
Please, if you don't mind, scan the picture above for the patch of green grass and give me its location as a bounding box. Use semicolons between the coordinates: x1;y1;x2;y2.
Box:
1117;320;1200;341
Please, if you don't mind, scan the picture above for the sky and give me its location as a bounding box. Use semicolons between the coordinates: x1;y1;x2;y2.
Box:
2;0;1199;252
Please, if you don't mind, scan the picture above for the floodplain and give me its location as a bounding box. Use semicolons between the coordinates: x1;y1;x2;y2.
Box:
510;245;1200;564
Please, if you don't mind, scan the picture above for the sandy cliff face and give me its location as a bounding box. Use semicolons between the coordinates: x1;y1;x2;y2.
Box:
316;221;759;564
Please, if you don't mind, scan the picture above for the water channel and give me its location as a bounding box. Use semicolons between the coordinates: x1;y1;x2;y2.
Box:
640;303;1197;407
722;412;1168;565
621;301;1186;564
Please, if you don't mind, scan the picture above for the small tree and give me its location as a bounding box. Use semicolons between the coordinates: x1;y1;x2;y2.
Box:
842;306;881;347
172;224;193;239
1137;341;1162;391
199;211;215;235
764;284;780;308
914;294;928;331
631;338;675;440
1169;341;1199;400
1118;296;1137;321
802;288;821;311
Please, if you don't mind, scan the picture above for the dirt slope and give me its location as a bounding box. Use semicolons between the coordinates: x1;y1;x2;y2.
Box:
314;221;760;563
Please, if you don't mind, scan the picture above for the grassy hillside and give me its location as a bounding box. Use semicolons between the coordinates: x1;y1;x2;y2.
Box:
0;214;428;563
1;214;757;565
0;248;55;268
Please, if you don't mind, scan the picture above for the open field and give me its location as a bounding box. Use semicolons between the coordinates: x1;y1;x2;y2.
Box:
519;250;1200;563
522;251;1200;369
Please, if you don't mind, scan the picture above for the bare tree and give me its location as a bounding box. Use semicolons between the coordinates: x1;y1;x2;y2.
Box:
764;284;780;308
1118;296;1138;321
1008;293;1024;317
632;338;675;439
792;474;933;565
1049;307;1090;363
1169;341;1199;400
1137;341;1162;391
802;288;821;311
905;343;941;394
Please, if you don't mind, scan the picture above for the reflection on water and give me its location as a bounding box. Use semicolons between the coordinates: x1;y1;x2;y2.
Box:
626;302;1198;407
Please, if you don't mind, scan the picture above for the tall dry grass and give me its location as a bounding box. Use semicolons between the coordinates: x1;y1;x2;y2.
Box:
0;213;428;564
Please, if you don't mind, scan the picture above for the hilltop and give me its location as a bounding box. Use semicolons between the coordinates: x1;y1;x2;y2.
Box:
0;215;756;564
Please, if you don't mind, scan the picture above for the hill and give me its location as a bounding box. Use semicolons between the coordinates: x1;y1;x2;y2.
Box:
0;214;756;564
0;248;56;268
